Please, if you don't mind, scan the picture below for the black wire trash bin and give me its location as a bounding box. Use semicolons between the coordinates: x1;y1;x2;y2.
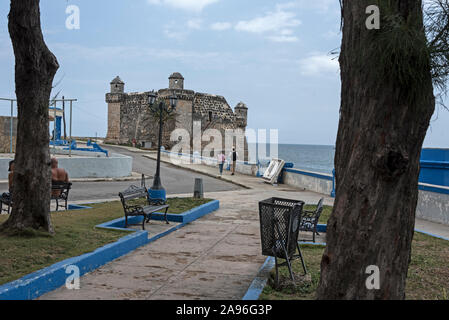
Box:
259;197;308;287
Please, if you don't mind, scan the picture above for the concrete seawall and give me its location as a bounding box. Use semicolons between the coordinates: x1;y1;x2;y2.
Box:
417;185;449;226
283;168;333;195
282;169;449;227
156;150;449;226
0;153;132;179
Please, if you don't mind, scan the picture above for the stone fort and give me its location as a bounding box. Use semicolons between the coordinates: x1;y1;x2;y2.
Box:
105;72;248;154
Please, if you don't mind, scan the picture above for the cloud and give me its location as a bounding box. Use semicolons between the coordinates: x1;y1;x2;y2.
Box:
48;42;239;69
163;19;202;40
267;29;298;43
298;54;339;76
187;19;202;30
235;9;300;34
235;4;301;42
210;22;232;31
164;26;189;40
147;0;219;12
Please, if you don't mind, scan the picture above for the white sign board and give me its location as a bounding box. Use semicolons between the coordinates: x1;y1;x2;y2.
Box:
262;159;285;185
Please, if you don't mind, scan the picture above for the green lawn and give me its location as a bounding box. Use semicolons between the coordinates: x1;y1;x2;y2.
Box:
160;197;213;214
259;205;449;300
0;197;213;286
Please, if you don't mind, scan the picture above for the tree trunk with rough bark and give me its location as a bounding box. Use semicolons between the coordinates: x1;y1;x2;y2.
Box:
316;0;435;299
1;0;59;234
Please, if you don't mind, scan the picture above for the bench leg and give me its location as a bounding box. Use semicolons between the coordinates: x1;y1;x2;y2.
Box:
125;215;128;228
142;215;145;230
164;207;169;224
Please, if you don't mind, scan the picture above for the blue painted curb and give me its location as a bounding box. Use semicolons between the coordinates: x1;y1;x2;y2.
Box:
415;229;449;241
152;200;220;224
0;199;220;300
67;204;93;210
242;257;275;300
96;200;220;226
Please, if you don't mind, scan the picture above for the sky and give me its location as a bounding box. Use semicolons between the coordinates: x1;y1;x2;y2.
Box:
0;0;447;147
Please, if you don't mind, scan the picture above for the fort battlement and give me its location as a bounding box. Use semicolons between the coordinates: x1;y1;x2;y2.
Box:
105;73;248;153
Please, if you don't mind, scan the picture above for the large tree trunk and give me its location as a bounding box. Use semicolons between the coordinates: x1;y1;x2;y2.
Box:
1;0;59;233
316;0;435;299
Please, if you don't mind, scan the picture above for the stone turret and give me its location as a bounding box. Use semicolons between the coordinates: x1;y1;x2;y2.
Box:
235;102;248;128
169;72;184;90
110;76;125;94
105;76;126;143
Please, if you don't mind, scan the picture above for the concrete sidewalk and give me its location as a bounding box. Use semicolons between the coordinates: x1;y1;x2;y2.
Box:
39;155;449;300
40;186;331;300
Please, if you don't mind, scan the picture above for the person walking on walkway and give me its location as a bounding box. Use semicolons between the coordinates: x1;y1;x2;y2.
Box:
217;151;226;176
229;147;238;176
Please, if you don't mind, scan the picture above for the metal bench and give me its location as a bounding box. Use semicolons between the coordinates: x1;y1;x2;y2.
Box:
299;198;324;243
119;185;169;230
51;181;72;211
1;181;73;214
0;192;12;214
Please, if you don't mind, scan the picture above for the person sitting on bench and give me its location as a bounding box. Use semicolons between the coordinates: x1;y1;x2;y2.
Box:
51;158;69;197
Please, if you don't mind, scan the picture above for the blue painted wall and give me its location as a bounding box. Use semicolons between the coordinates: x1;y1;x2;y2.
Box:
420;148;449;187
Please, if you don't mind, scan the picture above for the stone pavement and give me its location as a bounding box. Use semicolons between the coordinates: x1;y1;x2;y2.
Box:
40;179;332;300
39;154;448;300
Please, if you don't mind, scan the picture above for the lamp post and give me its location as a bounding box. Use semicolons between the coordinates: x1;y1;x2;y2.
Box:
148;91;177;202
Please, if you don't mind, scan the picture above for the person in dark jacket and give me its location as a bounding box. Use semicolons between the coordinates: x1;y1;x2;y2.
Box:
228;147;238;176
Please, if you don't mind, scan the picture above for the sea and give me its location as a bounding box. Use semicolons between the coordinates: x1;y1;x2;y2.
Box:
250;144;336;175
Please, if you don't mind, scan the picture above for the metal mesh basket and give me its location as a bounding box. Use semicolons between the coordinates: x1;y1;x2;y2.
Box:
259;197;305;259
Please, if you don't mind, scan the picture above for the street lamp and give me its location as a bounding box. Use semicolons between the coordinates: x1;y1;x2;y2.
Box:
148;90;177;202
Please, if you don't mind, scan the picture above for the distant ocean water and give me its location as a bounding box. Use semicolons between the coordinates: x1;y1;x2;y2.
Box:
250;144;335;175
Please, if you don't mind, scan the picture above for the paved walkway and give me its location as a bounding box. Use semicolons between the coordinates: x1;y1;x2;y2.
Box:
40;177;332;300
39;152;449;300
